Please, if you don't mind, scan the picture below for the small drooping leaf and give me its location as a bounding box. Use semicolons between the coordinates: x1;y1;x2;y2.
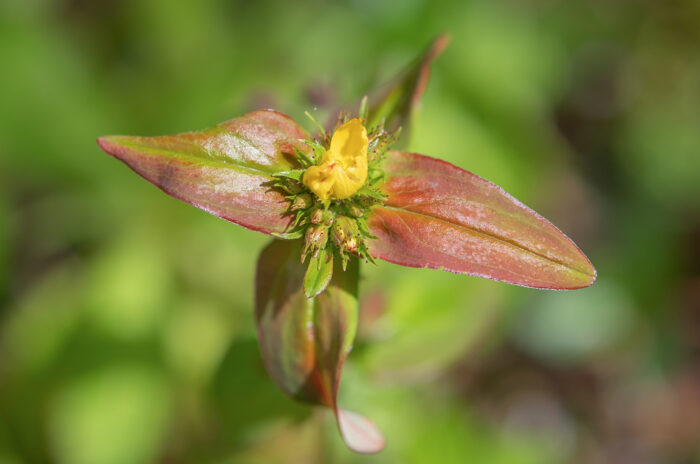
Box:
255;240;384;453
303;248;334;298
336;409;385;455
97;110;311;235
368;151;596;289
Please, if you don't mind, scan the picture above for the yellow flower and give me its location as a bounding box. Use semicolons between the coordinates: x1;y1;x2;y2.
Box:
303;118;368;200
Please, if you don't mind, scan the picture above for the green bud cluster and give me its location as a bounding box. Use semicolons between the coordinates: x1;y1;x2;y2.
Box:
270;105;399;287
273;193;378;270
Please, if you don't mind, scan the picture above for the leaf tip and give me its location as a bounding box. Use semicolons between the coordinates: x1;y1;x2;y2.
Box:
96;135;116;153
337;409;385;454
303;284;320;299
578;257;598;288
562;241;597;289
552;253;597;290
96;135;131;159
431;33;451;57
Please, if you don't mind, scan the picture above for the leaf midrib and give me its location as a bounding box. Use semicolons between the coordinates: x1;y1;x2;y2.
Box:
121;140;287;178
380;204;593;278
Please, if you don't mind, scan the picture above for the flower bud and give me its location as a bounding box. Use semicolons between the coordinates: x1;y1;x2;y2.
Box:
291;193;312;211
305;225;328;257
286;182;304;195
331;216;359;251
331;222;346;249
344;236;358;253
311;208;334;226
311;209;324;224
347;204;364;218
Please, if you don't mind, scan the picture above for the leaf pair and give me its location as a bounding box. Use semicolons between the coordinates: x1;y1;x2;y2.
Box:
99;108;594;292
255;239;384;453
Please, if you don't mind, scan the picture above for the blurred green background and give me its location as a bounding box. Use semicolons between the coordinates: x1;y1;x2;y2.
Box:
1;0;700;463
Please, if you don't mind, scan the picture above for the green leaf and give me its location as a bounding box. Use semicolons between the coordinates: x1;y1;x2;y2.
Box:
271;230;305;240
97;110;311;236
368;151;596;289
255;239;384;453
274;169;305;181
303;248;334;298
356;185;386;201
365;34;450;145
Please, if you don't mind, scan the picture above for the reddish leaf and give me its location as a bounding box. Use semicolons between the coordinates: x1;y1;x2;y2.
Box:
255;240;384;453
366;34;450;139
336;409;385;454
97;110;310;235
368;151;597;289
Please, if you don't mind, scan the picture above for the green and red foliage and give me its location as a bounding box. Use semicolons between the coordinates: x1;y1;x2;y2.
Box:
97;36;595;453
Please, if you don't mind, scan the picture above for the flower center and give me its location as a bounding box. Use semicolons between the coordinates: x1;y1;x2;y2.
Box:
303;118;368;200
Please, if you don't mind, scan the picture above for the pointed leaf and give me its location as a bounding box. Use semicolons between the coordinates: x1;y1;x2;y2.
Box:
255;240;313;400
97;110;310;235
255;240;384;453
272;230;305;240
337;409;385;454
367;151;597;289
303;248;334;298
366;34;450;140
274;169;305;181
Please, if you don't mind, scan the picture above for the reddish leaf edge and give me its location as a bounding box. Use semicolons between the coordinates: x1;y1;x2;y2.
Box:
329;341;385;454
96;135;288;237
370;152;597;290
409;33;451;108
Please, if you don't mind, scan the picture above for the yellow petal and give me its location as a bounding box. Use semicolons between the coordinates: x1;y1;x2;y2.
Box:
303;118;368;200
326;119;368;167
303;164;336;201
